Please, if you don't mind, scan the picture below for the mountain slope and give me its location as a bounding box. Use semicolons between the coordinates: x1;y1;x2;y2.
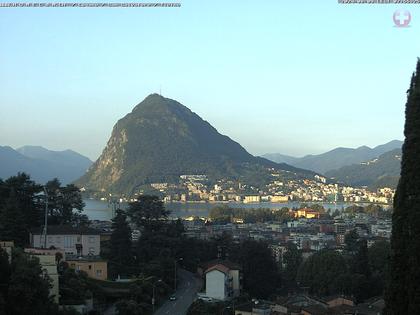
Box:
325;148;402;189
76;94;315;194
0;146;92;184
262;140;403;174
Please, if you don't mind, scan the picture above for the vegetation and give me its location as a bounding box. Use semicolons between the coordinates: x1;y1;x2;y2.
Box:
0;248;58;315
209;205;292;224
0;173;88;247
75;94;314;194
109;209;133;278
326;148;401;189
282;242;302;287
386;59;420;313
297;238;390;302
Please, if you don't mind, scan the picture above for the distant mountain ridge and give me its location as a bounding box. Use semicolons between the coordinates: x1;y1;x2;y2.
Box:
262;140;403;174
0;145;92;184
325;148;402;189
75;94;316;194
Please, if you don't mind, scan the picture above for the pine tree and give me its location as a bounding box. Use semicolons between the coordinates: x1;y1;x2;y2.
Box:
110;209;133;278
386;58;420;314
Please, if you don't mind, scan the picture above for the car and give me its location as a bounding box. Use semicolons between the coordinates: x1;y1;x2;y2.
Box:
170;295;177;301
197;296;213;302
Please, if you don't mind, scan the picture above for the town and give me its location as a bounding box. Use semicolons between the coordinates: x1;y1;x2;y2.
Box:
0;172;392;315
96;172;395;206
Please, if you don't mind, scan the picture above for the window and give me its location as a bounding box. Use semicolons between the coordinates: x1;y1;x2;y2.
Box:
96;270;102;276
88;265;92;270
89;236;95;243
64;236;74;248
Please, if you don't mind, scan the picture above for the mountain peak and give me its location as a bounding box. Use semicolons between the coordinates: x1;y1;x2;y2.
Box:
75;95;313;194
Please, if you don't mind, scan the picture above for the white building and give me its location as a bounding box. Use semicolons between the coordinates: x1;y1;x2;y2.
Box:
30;226;101;256
205;262;240;301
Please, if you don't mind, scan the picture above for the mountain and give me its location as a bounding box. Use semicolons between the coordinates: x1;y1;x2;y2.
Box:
75;94;315;194
262;140;403;174
0;146;92;184
325;148;402;189
260;153;298;165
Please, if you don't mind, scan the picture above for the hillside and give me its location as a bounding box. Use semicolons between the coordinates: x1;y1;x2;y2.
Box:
0;146;92;184
75;94;315;194
262;140;403;174
325;148;402;189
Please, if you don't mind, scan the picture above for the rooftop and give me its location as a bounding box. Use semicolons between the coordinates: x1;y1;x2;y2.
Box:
30;225;100;236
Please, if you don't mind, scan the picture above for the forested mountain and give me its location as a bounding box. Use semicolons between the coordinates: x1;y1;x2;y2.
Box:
75;94;315;194
325;148;402;189
263;140;403;174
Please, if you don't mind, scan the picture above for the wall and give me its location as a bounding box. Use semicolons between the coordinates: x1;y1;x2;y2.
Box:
206;270;226;300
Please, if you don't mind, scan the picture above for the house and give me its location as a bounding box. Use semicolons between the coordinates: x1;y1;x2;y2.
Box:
204;261;240;301
66;255;108;280
244;195;261;203
24;248;62;303
295;208;320;219
30;225;101;256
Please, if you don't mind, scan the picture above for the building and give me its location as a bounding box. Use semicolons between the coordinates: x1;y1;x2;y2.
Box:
66;256;108;280
270;195;289;203
30;225;101;256
0;241;14;263
294;208;320;219
24;248;62;303
204;261;240;301
244;196;261;203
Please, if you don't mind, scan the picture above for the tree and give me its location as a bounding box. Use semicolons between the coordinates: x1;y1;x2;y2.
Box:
0;173;43;246
45;179;86;225
369;240;391;297
115;300;144;315
352;239;370;278
232;240;280;298
109;209;133;278
297;250;347;296
59;265;91;305
127;195;170;233
0;248;11;313
282;242;302;286
5;249;57;315
344;229;359;253
386;59;420;314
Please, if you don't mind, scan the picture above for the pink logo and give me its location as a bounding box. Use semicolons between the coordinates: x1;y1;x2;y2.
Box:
393;10;411;28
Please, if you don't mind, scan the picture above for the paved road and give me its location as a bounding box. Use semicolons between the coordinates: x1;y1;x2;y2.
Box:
154;269;202;315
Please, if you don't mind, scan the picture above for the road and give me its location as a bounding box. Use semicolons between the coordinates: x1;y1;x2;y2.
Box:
154;269;202;315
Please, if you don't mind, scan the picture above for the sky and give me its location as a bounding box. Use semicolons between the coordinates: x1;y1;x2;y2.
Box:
0;0;419;161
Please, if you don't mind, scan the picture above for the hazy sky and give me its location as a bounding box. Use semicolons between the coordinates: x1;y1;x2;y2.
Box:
1;0;419;161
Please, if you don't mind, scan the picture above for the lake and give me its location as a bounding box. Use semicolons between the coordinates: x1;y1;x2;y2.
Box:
82;199;363;221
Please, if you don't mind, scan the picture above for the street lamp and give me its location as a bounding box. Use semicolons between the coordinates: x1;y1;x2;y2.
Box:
174;257;183;292
152;279;162;313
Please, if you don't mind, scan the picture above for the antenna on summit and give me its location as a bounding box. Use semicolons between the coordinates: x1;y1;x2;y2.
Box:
159;85;162;96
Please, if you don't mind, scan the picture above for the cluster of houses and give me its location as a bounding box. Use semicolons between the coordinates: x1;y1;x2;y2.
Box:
0;206;390;314
0;225;107;310
183;210;391;260
233;295;384;315
196;260;384;315
142;172;395;204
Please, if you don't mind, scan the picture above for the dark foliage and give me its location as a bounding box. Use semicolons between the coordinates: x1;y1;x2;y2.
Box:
386;59;420;314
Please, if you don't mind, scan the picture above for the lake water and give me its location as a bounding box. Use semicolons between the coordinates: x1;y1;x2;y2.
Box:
82;199;360;221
